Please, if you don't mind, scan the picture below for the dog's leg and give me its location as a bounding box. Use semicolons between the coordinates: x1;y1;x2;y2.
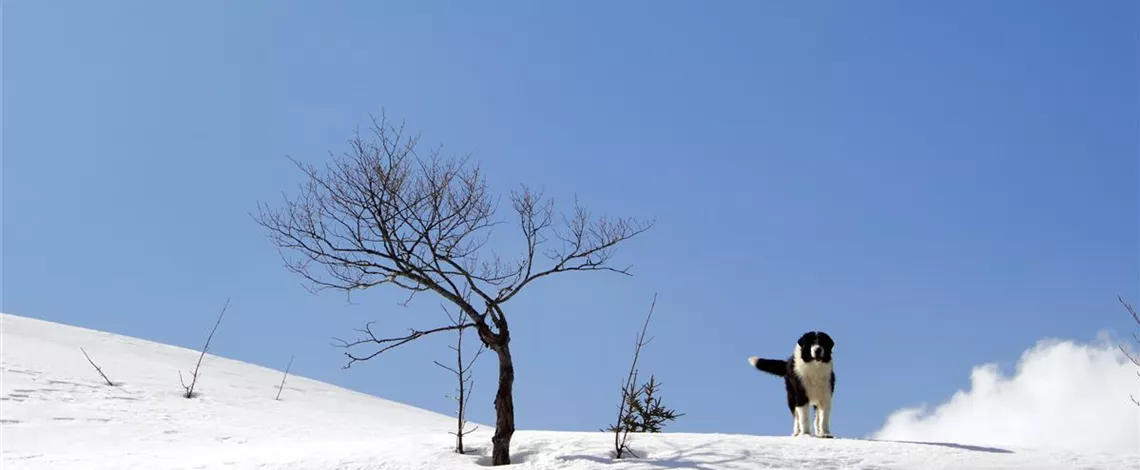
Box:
816;401;833;438
813;405;822;436
794;406;811;437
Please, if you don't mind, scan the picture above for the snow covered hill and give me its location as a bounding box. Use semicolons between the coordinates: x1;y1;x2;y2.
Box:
2;312;1136;469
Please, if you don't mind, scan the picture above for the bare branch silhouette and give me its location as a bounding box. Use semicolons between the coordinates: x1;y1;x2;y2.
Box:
180;298;230;398
1119;296;1140;406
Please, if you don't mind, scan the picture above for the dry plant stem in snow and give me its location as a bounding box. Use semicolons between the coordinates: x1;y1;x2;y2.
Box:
276;355;294;401
81;347;115;386
434;306;484;453
180;298;230;399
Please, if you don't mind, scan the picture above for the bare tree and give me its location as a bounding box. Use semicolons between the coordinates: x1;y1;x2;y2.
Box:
434;305;484;453
81;347;115;386
276;355;294;401
180;298;230;398
254;114;652;465
1120;296;1140;406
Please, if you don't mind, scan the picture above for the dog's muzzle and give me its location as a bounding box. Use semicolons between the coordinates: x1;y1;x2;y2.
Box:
810;345;823;359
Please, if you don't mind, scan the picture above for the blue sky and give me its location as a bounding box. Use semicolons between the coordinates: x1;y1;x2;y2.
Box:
4;1;1137;439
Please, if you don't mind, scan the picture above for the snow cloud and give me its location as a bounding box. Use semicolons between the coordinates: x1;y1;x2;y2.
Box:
871;333;1140;454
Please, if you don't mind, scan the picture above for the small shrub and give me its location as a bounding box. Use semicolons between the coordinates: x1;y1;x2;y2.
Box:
605;294;683;459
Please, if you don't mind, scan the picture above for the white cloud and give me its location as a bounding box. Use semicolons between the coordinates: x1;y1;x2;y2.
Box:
870;333;1140;454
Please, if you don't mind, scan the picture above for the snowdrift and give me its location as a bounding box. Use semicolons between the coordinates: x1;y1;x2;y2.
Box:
2;313;1135;469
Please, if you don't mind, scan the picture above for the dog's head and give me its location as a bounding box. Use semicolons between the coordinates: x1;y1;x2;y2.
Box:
796;331;835;364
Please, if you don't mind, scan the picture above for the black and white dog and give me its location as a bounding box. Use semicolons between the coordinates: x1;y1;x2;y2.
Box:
747;331;836;438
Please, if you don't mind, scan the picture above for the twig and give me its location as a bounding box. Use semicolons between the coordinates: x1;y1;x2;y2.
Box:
80;347;114;386
1120;296;1140;406
276;355;294;400
181;298;230;398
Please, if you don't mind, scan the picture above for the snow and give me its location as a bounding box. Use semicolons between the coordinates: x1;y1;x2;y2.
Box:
871;335;1140;454
2;312;1137;470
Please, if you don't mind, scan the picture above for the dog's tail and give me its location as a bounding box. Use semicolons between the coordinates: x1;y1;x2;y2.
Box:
747;356;787;377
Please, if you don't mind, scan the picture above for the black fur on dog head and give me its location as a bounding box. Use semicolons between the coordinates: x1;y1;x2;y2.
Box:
796;331;835;363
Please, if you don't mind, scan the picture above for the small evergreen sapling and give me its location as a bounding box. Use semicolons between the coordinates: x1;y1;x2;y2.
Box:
605;294;683;459
607;375;683;435
626;375;682;433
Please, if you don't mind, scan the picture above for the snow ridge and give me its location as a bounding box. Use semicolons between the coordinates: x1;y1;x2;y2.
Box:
2;313;1136;469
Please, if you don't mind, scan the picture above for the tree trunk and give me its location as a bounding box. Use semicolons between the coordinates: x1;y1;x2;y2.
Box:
456;367;465;454
456;325;467;454
491;343;516;466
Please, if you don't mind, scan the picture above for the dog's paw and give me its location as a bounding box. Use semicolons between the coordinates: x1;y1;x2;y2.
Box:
816;433;834;439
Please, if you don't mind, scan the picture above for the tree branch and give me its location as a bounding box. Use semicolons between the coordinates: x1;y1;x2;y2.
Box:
497;192;654;304
1119;296;1140;367
1120;296;1140;407
332;322;474;369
